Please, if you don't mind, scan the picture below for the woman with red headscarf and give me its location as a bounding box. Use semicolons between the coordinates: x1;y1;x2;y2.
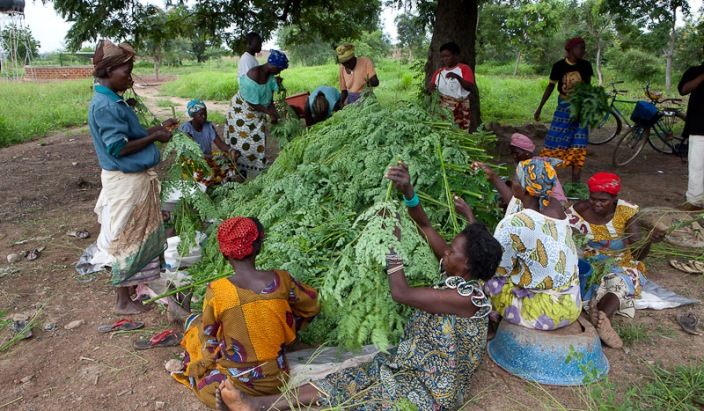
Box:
173;216;320;409
534;37;593;183
565;173;664;348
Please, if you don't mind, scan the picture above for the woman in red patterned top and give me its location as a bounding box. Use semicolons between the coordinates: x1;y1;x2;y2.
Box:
427;41;477;130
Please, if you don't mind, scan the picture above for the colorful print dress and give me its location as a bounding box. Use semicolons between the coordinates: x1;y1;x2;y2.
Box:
173;271;320;409
225;74;279;173
312;277;490;411
565;200;644;317
486;209;582;330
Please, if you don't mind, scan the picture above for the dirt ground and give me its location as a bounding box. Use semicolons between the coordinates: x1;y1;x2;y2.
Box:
0;82;702;411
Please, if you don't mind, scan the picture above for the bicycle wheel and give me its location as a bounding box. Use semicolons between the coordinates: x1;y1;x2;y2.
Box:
590;109;622;145
612;125;649;167
648;111;686;154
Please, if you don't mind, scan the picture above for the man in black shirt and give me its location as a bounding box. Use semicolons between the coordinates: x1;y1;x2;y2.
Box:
678;47;704;210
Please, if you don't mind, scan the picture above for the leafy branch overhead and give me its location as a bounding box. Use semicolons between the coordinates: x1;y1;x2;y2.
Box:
44;0;381;51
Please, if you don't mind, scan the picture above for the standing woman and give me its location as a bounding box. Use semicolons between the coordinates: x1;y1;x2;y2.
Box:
534;37;593;183
427;41;477;130
87;40;178;315
225;50;288;176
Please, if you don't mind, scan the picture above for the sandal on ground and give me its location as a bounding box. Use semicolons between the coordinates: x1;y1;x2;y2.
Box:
133;330;181;350
98;319;145;333
676;313;701;336
10;320;33;339
66;228;90;239
669;259;704;274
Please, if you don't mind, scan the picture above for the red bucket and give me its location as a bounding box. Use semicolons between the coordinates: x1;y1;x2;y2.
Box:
285;92;310;118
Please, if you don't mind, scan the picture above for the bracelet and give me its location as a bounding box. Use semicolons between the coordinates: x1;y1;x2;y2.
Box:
403;192;420;208
160;122;164;127
387;265;404;275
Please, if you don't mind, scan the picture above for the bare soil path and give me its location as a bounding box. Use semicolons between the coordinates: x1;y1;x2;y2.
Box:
0;84;701;411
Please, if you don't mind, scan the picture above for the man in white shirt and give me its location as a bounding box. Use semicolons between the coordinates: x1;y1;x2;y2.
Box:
238;32;262;79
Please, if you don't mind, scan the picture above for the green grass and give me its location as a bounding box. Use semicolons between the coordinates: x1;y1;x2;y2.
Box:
0;58;682;147
615;322;653;346
156;99;178;108
0;79;93;147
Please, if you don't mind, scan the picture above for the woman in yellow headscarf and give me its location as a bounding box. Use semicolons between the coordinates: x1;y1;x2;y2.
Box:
336;44;379;107
484;158;582;331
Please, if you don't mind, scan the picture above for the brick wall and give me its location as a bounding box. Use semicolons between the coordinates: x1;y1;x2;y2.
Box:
25;66;93;80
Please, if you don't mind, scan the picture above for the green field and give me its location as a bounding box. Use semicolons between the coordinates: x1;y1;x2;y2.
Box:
0;59;675;147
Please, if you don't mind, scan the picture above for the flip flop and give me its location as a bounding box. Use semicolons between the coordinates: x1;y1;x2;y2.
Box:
677;313;701;335
98;319;145;333
66;229;90;239
133;330;181;350
10;320;32;339
670;259;701;274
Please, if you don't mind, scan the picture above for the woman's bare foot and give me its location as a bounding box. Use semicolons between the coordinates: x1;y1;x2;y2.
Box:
216;380;258;411
589;300;623;348
115;287;151;315
114;299;150;315
166;296;191;323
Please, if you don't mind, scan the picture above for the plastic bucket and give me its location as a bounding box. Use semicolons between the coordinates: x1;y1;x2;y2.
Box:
578;258;596;300
285;92;310;118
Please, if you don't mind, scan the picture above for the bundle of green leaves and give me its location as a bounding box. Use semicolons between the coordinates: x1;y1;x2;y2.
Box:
163;96;503;350
568;83;610;128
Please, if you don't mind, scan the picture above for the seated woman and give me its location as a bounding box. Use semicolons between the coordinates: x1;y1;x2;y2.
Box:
303;85;340;126
565;172;664;348
179;100;242;186
172;217;320;409
225;50;289;176
485;158;581;331
473;133;567;215
213;161;503;411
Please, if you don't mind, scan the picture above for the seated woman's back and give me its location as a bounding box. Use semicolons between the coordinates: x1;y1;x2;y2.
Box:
494;208;579;290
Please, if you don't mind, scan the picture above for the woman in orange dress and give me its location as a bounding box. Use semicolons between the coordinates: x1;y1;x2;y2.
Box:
173;217;320;409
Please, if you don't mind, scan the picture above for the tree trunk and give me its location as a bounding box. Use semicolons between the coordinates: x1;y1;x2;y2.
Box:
409;46;413;63
424;0;481;131
154;57;160;81
596;42;603;85
665;16;676;90
513;49;521;76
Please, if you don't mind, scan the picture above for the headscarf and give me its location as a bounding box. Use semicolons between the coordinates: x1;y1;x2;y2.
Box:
93;39;136;73
336;44;355;63
510;133;535;153
565;37;585;51
516;158;562;210
267;49;289;69
187;100;206;117
587;172;621;195
217;217;261;260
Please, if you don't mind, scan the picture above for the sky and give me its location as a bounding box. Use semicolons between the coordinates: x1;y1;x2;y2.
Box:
10;0;704;54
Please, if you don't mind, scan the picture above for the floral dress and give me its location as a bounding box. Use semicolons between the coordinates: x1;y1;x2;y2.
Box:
565;200;644;317
486;209;582;330
172;271;320;409
312;277;490;411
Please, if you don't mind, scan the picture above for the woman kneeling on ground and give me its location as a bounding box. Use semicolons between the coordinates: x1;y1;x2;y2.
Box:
565;172;664;348
484;158;582;331
172;217;320;409
213;161;502;411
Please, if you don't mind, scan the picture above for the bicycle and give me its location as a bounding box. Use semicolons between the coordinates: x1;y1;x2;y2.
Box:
590;81;637;145
611;84;687;167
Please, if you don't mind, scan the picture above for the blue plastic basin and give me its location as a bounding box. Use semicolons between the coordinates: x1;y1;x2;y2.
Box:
578;258;597;301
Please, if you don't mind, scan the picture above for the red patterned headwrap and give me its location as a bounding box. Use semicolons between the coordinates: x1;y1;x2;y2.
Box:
587;172;621;195
565;37;585;51
217;217;261;260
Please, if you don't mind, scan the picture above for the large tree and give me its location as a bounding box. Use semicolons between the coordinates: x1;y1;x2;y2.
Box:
607;0;690;90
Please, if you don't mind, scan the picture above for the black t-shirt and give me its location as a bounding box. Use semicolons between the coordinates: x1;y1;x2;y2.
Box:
549;58;594;97
678;63;704;137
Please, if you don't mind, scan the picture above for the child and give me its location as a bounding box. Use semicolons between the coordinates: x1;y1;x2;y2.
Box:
179;100;243;185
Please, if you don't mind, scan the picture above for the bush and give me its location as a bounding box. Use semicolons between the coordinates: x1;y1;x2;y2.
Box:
161;71;238;100
606;48;663;83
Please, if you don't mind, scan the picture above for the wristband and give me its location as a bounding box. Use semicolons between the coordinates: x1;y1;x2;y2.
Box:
403;192;420;208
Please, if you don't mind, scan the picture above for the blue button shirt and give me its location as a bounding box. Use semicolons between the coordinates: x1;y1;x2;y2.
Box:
88;86;160;173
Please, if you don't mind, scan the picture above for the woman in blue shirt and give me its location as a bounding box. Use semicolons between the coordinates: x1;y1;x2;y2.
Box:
85;39;178;315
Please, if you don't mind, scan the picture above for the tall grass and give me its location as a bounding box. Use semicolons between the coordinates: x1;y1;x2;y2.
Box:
0;58;679;147
0;79;93;147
